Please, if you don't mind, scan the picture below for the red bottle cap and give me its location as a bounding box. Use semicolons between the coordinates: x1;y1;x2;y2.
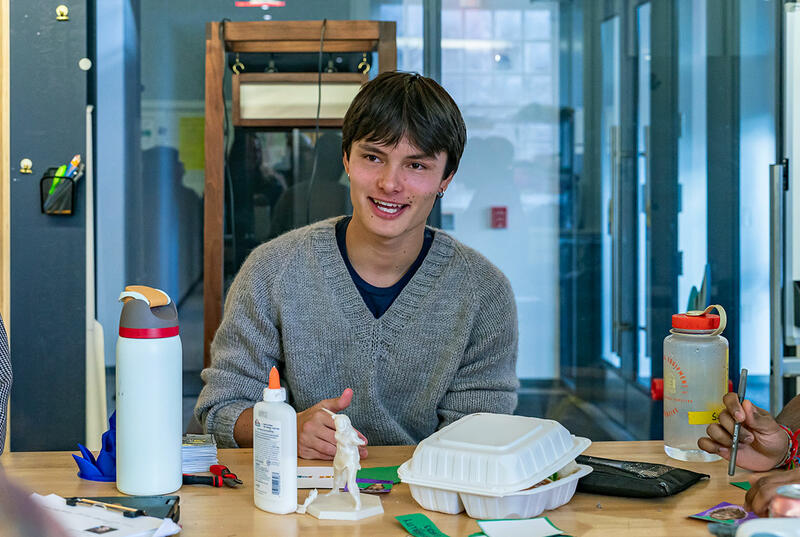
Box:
671;313;720;330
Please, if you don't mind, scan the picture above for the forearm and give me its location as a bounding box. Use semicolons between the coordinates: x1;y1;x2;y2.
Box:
438;387;517;427
234;407;254;448
777;394;800;430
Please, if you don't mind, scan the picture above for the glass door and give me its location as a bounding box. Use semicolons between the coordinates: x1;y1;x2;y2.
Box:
636;2;652;386
600;15;622;369
563;0;670;439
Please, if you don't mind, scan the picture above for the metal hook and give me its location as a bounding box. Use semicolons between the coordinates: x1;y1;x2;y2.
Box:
232;53;245;75
358;53;371;75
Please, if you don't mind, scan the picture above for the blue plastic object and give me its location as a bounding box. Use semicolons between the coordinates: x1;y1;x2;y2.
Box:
73;411;116;482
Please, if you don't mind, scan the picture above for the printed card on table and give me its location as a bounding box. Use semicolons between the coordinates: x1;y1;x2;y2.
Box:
689;502;757;525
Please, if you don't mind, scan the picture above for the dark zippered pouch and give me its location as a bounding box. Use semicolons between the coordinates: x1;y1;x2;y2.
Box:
576;454;710;498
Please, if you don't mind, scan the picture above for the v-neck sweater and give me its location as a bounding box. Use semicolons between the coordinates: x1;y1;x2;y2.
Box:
335;215;434;318
195;217;519;448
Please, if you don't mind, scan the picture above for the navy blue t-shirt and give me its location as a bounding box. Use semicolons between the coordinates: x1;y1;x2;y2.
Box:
335;216;435;318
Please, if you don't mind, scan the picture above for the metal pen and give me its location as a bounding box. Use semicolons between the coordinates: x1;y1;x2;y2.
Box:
728;368;748;476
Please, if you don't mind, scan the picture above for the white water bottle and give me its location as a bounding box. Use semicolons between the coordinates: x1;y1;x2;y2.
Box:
116;285;182;495
254;366;297;514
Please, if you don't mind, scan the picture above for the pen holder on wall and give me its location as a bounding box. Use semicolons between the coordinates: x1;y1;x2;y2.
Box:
40;165;82;215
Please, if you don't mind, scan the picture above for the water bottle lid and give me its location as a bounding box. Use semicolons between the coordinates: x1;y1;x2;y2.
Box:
672;313;720;330
118;285;179;339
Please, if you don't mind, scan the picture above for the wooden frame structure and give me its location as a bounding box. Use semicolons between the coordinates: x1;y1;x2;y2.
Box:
203;20;396;367
232;72;368;128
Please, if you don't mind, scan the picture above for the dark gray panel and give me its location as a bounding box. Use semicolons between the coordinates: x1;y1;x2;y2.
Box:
9;1;88;451
706;0;741;383
648;0;679;380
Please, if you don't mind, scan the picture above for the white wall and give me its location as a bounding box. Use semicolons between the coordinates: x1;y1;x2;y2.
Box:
96;0;136;366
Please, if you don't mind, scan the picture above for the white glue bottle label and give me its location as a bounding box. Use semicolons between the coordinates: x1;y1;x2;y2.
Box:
253;366;297;514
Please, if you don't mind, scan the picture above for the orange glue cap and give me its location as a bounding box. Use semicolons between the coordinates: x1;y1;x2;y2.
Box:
268;366;281;389
264;366;286;402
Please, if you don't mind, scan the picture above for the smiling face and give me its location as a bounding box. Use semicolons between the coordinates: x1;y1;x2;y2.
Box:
343;137;453;244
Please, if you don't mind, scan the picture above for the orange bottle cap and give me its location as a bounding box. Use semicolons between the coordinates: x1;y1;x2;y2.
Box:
268;366;281;390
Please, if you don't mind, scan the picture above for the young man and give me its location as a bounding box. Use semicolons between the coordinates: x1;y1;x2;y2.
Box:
195;71;519;459
699;393;800;516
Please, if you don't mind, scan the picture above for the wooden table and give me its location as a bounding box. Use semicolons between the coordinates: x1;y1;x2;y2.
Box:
0;441;753;536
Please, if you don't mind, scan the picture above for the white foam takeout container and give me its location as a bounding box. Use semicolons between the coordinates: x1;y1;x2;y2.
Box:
398;413;592;518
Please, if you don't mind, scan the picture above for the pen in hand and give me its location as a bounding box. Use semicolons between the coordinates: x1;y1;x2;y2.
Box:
728;368;748;476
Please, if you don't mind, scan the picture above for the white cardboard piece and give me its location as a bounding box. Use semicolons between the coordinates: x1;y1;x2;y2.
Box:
478;517;565;537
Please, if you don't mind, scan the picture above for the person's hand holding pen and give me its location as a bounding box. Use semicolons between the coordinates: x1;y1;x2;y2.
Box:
697;392;790;471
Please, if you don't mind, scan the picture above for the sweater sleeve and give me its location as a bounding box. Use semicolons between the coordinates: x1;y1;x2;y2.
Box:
194;244;284;448
437;264;519;428
0;315;10;455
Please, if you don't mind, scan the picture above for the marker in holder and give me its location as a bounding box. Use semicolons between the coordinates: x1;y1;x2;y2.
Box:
39;164;83;215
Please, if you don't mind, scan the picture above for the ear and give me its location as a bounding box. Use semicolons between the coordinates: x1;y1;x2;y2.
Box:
439;170;455;193
342;153;350;177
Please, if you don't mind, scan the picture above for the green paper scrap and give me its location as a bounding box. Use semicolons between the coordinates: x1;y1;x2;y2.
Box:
357;465;400;484
396;514;451;537
731;481;751;491
468;533;487;537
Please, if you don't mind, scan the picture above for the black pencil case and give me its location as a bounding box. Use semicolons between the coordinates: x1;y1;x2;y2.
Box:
575;454;710;498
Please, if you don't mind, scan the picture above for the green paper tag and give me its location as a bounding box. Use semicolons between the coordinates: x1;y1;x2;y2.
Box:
358;465;401;484
396;513;451;537
731;481;751;491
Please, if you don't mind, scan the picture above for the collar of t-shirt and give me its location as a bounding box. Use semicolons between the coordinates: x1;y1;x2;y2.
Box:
335;216;435;319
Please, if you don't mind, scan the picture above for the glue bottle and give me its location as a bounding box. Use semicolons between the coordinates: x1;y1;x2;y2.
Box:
254;366;297;514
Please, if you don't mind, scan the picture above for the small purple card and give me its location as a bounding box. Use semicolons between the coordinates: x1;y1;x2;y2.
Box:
342;479;394;494
689;502;758;525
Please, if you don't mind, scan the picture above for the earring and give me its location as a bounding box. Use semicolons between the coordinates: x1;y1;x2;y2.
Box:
436;190;444;199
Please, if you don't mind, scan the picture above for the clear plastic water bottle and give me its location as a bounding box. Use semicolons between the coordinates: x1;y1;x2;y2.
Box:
663;305;728;462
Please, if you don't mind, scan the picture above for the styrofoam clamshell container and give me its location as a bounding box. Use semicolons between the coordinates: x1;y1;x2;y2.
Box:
408;483;465;515
399;413;591;496
398;413;592;518
459;463;592;519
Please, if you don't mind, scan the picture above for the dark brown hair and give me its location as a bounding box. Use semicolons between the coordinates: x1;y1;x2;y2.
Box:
342;71;467;179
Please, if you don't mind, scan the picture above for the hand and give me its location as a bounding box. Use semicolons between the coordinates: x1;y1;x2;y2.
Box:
745;467;800;516
297;388;368;460
697;393;789;471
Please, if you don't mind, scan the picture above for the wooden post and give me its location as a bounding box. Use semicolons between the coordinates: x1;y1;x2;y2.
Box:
378;21;397;72
203;22;225;369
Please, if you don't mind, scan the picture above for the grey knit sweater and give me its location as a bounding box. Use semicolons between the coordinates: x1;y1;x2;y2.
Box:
195;218;519;448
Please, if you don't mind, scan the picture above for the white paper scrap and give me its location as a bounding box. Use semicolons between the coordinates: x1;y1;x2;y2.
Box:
478;517;565;537
30;493;180;537
297;466;334;488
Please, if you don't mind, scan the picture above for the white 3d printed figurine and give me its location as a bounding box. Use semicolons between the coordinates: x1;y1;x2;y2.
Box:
329;412;364;509
306;410;383;520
